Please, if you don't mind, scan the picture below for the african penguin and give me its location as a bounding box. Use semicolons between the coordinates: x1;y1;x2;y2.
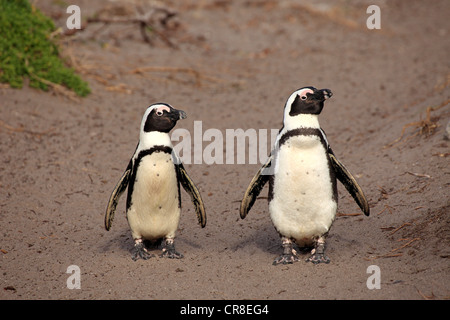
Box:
240;87;370;265
105;103;206;261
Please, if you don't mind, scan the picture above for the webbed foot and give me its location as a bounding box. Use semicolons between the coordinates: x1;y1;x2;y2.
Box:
132;239;154;261
306;237;330;264
273;237;299;266
273;253;299;265
160;238;183;259
306;251;330;264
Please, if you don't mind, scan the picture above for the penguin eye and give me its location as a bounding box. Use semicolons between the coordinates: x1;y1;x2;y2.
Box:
156;110;164;116
300;95;307;100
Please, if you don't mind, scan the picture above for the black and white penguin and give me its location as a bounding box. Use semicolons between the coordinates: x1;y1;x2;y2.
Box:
240;87;369;265
105;103;206;261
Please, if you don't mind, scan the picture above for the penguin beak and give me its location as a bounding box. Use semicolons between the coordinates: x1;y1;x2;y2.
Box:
177;109;187;120
312;88;332;101
322;89;333;100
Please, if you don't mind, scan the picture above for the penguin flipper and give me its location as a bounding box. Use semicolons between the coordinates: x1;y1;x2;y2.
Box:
176;163;207;228
328;151;370;216
105;161;132;230
240;155;272;219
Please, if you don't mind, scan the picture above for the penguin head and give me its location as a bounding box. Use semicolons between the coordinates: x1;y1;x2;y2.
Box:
285;86;332;117
141;103;187;133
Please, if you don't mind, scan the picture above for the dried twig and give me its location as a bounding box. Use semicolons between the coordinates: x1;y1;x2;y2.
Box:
377;204;394;215
388;222;411;236
366;238;420;261
28;72;79;102
86;5;178;48
405;171;431;178
376;185;390;201
105;83;132;94
406;182;430;195
385;99;449;148
391;238;420;252
416;288;436;300
365;252;403;260
432;152;450;157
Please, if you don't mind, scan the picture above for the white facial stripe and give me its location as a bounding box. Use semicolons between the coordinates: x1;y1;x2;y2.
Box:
284;88;315;127
156;105;171;113
285;88;314;114
146;104;171;115
140;104;173;132
296;88;314;99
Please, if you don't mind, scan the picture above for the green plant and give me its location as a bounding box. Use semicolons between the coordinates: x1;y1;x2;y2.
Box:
0;0;90;96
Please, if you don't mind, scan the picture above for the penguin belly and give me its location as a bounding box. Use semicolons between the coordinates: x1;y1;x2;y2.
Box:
127;152;180;241
269;135;337;246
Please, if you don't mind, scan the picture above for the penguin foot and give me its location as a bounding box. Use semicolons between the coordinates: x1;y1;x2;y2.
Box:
306;238;330;264
160;239;183;259
306;252;330;264
273;253;299;265
273;236;299;265
132;240;154;261
160;248;183;259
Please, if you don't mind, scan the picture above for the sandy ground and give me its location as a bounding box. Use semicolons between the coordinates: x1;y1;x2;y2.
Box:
1;0;449;301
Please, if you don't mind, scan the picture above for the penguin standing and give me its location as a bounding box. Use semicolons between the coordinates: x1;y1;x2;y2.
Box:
105;103;206;261
240;87;369;265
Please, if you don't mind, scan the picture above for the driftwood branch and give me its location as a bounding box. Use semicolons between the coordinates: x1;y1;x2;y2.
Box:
86;5;178;48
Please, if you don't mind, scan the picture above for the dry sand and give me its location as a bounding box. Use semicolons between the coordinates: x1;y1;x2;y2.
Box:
1;0;449;301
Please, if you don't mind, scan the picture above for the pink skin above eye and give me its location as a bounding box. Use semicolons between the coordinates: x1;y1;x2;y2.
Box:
297;88;313;100
156;105;171;114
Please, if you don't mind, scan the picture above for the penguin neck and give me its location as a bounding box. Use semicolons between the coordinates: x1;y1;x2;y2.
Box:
283;113;320;132
138;131;173;151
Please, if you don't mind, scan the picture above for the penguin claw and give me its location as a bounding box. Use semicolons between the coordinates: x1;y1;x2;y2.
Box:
160;240;183;259
306;253;330;264
160;249;183;259
131;242;154;261
272;254;299;265
306;239;330;264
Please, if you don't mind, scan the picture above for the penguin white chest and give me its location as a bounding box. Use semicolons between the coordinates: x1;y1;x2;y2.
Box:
127;152;180;240
270;135;337;244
